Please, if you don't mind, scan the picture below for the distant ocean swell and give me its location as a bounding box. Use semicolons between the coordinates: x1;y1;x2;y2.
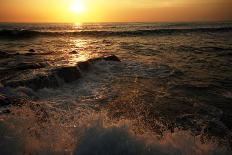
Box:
0;27;232;39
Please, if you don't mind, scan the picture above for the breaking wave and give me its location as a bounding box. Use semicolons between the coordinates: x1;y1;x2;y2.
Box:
0;105;230;155
0;27;232;39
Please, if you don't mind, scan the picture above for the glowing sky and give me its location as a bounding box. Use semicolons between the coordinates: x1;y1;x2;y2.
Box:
0;0;231;22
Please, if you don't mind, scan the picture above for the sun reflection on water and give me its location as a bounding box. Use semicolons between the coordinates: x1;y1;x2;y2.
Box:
73;23;83;30
68;39;98;65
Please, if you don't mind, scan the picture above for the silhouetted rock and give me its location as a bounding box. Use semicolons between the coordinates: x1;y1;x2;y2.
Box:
88;55;121;63
24;52;53;56
0;94;10;106
3;55;121;90
29;49;36;53
0;51;10;59
70;50;78;54
25;53;36;56
13;62;47;71
88;57;103;63
77;61;90;71
55;66;81;83
103;55;121;62
5;74;60;91
0;94;24;107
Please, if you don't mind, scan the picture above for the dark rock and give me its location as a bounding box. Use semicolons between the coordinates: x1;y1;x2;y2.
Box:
3;55;120;91
4;66;82;90
29;49;36;53
77;61;90;71
70;50;78;54
88;57;103;63
0;94;11;106
26;75;60;90
0;51;10;59
0;94;24;107
13;62;46;70
25;53;36;56
88;55;121;63
24;52;53;56
2;109;11;114
55;66;81;83
204;121;229;138
103;55;121;62
5;74;60;91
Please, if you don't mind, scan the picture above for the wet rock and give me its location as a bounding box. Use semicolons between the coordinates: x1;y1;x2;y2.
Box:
3;55;121;90
77;61;90;71
204;121;229;138
0;51;10;59
88;57;103;63
5;74;60;91
24;52;53;56
29;49;36;53
25;53;36;56
55;66;81;83
1;109;11;114
88;55;121;63
103;55;121;62
0;94;24;107
4;66;82;90
0;94;11;106
70;50;78;54
13;62;47;70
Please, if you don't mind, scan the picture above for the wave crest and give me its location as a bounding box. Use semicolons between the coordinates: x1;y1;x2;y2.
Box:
0;27;231;39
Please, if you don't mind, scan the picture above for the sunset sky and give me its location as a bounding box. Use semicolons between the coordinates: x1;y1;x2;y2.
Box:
0;0;232;23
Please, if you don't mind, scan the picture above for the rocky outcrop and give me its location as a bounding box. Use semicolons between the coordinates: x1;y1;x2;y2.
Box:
0;51;10;59
29;49;36;53
70;50;78;54
88;55;120;63
103;55;121;61
0;94;25;107
5;74;60;91
12;62;47;71
55;66;81;83
3;55;121;91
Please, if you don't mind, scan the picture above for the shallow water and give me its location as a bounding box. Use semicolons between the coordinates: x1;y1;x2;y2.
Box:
0;22;232;155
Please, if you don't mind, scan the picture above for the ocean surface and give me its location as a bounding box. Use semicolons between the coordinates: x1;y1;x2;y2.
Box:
0;22;232;155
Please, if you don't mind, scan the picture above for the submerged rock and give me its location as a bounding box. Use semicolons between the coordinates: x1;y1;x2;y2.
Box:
70;50;78;54
13;62;47;71
29;49;36;53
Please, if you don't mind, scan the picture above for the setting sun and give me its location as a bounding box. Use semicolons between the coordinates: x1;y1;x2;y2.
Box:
70;0;86;14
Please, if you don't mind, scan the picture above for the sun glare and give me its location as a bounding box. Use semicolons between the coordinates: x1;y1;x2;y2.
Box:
70;0;86;14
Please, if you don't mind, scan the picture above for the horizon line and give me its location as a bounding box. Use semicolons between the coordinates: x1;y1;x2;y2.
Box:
0;20;232;24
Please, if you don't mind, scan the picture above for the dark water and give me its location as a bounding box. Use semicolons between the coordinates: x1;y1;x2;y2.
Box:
0;22;232;155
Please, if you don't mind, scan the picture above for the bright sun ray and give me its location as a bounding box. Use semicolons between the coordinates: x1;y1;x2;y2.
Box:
70;0;86;14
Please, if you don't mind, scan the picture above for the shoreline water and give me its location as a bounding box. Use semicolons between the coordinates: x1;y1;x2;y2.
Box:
0;22;232;154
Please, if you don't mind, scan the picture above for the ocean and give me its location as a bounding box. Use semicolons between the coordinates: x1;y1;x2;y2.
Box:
0;22;232;155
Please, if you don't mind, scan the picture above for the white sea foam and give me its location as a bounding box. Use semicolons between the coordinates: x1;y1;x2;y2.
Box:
0;105;230;155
